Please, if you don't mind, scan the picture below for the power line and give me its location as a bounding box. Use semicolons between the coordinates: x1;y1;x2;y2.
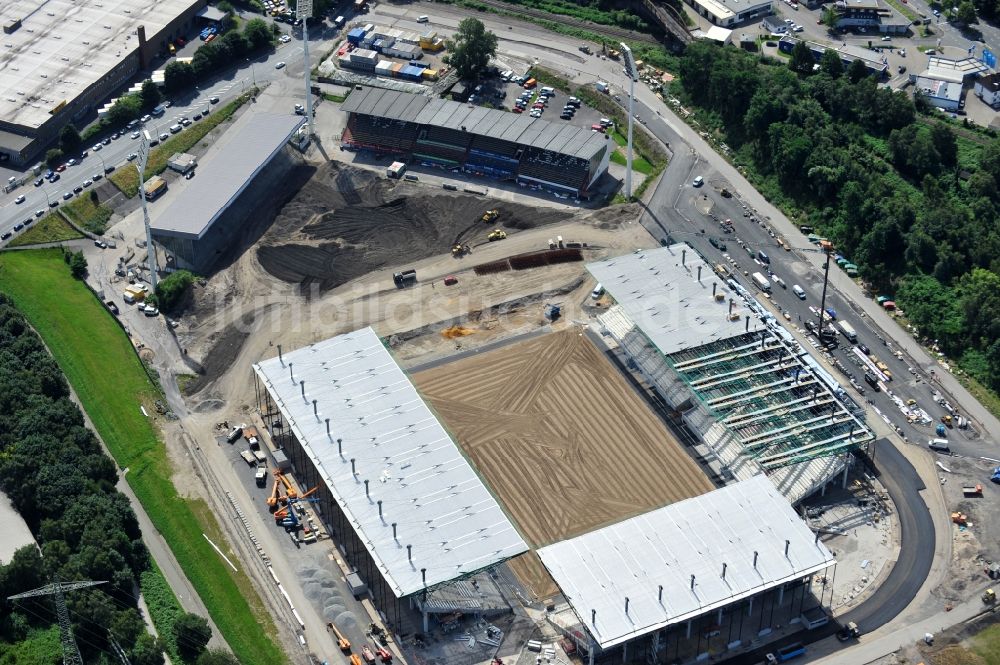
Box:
9;580;106;665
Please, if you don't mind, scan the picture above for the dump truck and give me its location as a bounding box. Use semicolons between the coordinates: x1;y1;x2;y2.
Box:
243;426;259;449
487;229;507;241
481;209;499;223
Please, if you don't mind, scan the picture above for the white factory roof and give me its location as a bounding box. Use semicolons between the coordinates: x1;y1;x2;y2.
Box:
587;244;750;357
537;475;835;649
0;0;200;130
252;327;529;598
150;113;305;239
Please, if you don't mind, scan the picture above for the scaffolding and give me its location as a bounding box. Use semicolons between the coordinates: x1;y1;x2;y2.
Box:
666;329;872;469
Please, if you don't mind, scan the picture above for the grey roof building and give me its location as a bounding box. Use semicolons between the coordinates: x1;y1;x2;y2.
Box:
150;112;305;272
341;87;612;197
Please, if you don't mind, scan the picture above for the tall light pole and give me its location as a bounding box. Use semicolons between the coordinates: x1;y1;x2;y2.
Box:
138;129;158;289
620;43;638;200
297;0;314;137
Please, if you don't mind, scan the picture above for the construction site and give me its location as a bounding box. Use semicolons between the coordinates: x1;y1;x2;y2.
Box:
121;145;899;665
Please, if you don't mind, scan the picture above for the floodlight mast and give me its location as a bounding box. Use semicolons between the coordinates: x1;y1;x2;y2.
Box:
298;0;314;137
620;43;638;200
138;129;158;289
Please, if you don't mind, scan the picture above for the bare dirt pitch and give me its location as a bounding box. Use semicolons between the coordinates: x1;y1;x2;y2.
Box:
413;329;715;599
256;163;572;290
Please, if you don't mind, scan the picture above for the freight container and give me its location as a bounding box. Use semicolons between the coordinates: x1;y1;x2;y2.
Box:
421;68;439;80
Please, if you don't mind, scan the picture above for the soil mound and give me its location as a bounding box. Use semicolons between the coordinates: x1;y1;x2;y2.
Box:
256;163;571;290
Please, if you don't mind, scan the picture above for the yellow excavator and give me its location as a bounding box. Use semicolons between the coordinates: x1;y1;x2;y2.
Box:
487;229;507;242
482;209;499;223
451;243;471;257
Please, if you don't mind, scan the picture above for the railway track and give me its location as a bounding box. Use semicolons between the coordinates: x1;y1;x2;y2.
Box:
471;0;662;45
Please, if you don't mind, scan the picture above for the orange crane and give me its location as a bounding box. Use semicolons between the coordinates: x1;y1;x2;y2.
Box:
265;478;284;510
273;470;298;499
278;485;318;506
327;621;351;652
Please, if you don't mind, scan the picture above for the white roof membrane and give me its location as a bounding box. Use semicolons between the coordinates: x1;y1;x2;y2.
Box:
253;327;529;597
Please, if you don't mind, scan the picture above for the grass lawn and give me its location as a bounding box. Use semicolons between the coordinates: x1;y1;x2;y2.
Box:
973;622;1000;664
8;215;83;247
0;249;284;665
61;194;113;235
110;92;252;197
610;149;654;174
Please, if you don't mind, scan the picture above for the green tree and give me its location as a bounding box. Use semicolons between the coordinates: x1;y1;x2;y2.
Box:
153;270;195;312
218;0;234;11
819;49;844;78
846;58;869;83
789;41;815;75
822;6;839;29
957;0;978;23
140;80;162;109
67;250;88;279
59;124;82;154
45;148;64;169
446;18;498;80
243;17;273;50
930;122;957;167
164;61;197;94
130;633;166;665
107;94;142;126
173;613;211;662
218;30;249;59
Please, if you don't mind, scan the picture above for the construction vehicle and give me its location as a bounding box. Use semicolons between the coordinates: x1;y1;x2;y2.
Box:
993;467;1000;484
942;414;954;428
936;423;947;437
544;303;561;321
481;209;499;223
983;589;996;604
393;270;417;288
361;645;376;663
350;656;363;665
243;426;260;449
275;470;298;499
963;484;983;497
373;645;392;662
266;478;284;509
836;622;861;641
487;229;507;241
255;466;267;487
952;512;968;525
451;243;467;257
328;621;351;652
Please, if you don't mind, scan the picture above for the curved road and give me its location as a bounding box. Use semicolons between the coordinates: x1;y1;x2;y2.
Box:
623;89;938;658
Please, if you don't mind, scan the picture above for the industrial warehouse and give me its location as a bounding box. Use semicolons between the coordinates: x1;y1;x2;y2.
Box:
340;87;612;198
248;243;869;664
0;0;213;165
150;113;305;272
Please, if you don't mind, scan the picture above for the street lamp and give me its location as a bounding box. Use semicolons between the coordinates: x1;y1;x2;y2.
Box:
137;129;158;290
297;0;314;137
620;43;638;200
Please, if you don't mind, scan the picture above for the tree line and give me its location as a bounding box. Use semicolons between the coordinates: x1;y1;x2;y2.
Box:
677;42;1000;391
0;293;230;664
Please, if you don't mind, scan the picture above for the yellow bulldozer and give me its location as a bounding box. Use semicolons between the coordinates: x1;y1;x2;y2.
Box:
452;243;471;257
482;209;499;223
487;229;507;242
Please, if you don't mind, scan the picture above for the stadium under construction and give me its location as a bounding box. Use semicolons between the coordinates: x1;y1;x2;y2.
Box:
340;87;612;198
588;243;876;505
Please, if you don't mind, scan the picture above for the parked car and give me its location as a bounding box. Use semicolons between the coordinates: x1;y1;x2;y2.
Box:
62;191;73;200
143;304;159;316
275;61;286;69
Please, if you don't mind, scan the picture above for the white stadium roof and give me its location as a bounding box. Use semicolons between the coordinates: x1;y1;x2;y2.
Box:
253;327;529;597
537;475;834;649
587;244;751;357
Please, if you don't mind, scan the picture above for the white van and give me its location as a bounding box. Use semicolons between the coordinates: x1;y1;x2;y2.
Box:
792;284;806;300
592;283;604;299
929;438;950;452
417;14;429;22
540;86;555;95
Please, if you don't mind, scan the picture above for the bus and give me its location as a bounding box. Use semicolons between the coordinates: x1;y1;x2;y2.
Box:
838;321;857;343
752;272;771;293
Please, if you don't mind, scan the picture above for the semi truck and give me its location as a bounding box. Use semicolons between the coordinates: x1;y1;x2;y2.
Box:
838;321;857;343
752;272;771;293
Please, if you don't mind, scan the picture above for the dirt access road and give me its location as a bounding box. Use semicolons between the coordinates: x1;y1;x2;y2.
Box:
413;330;715;598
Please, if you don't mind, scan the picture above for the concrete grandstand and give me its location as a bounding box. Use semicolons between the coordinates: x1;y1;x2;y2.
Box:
588;244;875;505
541;476;836;663
340;87;612;198
252;326;529;630
150;112;305;272
0;0;212;165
